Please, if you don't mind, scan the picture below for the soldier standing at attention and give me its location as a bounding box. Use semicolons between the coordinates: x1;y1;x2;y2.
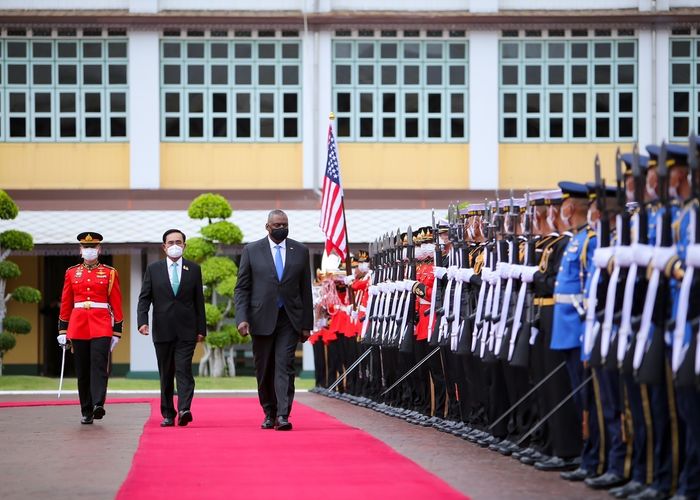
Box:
57;232;123;424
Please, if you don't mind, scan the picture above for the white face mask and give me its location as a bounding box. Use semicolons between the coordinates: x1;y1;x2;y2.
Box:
81;248;98;261
422;243;435;257
587;210;595;228
358;262;370;272
669;185;680;199
646;180;657;200
546;207;558;231
625;188;635;202
166;244;184;259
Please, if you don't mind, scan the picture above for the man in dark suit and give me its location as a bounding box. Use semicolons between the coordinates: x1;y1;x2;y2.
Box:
235;210;313;431
137;229;206;427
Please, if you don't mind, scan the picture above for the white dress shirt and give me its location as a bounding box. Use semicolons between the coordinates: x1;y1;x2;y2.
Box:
268;237;287;268
167;257;183;286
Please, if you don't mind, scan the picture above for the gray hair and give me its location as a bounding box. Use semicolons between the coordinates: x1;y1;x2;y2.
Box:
267;209;287;222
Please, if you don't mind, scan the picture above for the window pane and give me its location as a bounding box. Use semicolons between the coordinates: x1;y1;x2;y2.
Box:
60;93;76;112
335;42;352;58
163;42;181;58
449;66;464;85
360;93;373;113
187;65;204;85
405;118;418;137
163;65;180;85
211;43;228;58
33;65;52;85
405;93;419;113
235;44;252;58
381;65;397;85
549;118;563;138
108;65;127;84
10;118;26;137
619;92;633;113
525;66;541;85
259;43;275;59
10;93;26;112
450;118;464;138
35;93;51;112
83;42;102;58
596;93;610;113
572;118;586;138
85;117;101;137
526;118;539;138
211;65;228;85
382;93;395;113
235;66;252;85
236;118;251;137
548;65;564;85
428;118;441;137
404;43;420;58
594;65;610;85
618;117;633;137
526;93;539;113
85;93;101;113
672;64;691;85
58;42;77;58
188;93;203;113
58;64;77;85
503;118;517;137
571;66;587;85
109;42;127;58
236;93;250;112
594;42;611;58
502;66;518;85
282;66;298;85
502;43;518;59
110;117;126;137
260;93;274;113
381;43;398;58
337;117;350;137
83;65;102;85
259;66;275;85
358;65;374;84
548;43;565;59
212;117;227;137
60;118;76;137
212;93;227;113
617;42;635;58
34;118;51;137
110;92;126;112
8;41;27;58
283;118;297;137
383;118;396;137
8;65;27;85
525;43;542;59
671;40;691;58
187;43;205;58
451;93;464;113
571;43;588;58
426;43;442;59
428;94;441;113
360;117;373;137
673;117;689;138
617;65;634;84
673;92;689;113
165;92;180;112
573;93;587;113
549;93;563;113
595;118;609;138
337;93;351;112
404;66;419;85
189;118;203;137
260;118;274;137
358;43;374;58
336;65;351;84
283;93;298;113
282;43;299;59
33;42;52;58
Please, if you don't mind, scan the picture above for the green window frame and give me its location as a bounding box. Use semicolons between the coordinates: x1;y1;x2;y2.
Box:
499;35;637;142
669;36;700;141
160;33;301;142
1;30;128;142
332;33;468;142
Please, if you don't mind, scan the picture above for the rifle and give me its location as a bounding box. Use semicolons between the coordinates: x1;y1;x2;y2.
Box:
496;194;518;360
398;226;416;353
635;142;672;385
510;192;534;367
483;196;505;362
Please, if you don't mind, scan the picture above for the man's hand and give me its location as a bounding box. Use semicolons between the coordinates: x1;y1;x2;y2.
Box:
238;322;250;336
57;334;67;346
196;334;205;343
300;330;311;343
110;336;120;352
138;325;149;336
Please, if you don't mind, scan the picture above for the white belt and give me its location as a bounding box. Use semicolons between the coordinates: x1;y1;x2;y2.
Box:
554;294;584;305
74;301;109;309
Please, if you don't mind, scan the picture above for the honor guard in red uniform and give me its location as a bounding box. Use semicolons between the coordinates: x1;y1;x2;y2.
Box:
57;232;124;424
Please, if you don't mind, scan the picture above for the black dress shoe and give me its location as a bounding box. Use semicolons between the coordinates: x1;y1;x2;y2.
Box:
512;447;535;460
261;416;275;429
628;487;669;500
610;480;645;498
520;451;548;466
92;405;105;420
160;417;175;427
275;416;292;431
585;472;628;490
560;467;595;481
535;456;580;472
80;415;94;425
178;410;193;427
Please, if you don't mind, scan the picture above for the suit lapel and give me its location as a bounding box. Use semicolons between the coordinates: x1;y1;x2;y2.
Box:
282;240;295;281
260;237;279;280
177;259;191;296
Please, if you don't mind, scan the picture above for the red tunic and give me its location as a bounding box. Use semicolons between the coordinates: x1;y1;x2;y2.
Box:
58;263;124;340
414;262;434;341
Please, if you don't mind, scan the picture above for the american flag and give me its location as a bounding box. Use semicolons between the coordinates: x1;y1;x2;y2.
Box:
319;124;348;260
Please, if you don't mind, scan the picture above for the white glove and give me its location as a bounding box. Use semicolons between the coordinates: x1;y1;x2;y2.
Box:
631;243;654;266
433;266;447;279
686;245;700;267
446;266;459;280
614;246;634;267
457;268;475;282
110;336;120;352
520;266;539;283
496;262;511;279
57;334;67;346
509;265;523;279
651;246;677;271
344;275;355;286
481;269;493;283
368;285;379;296
593;247;615;269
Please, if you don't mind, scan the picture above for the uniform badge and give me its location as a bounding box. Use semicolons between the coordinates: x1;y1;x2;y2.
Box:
568;241;580;253
75;270;83;278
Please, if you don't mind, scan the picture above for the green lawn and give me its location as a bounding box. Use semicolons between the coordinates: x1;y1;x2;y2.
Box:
0;375;315;391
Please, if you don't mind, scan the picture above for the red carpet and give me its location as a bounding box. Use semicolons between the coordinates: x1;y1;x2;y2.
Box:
117;398;467;500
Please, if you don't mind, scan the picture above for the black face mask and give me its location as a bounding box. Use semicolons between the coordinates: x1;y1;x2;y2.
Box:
270;227;288;242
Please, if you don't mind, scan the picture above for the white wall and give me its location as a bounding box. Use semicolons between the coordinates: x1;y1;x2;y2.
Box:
128;30;161;189
638;29;654;147
128;249;159;374
654;28;671;142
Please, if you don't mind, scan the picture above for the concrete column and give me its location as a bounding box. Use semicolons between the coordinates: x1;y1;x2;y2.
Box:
637;29;653;147
654;28;671;142
469;30;500;189
128;30;160;188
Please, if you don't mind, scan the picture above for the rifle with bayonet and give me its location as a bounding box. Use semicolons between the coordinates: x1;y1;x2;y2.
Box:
496;194;519;360
429;212;447;347
635;142;672;384
483;196;505;363
510;192;535;368
473;201;493;355
398;226;417;353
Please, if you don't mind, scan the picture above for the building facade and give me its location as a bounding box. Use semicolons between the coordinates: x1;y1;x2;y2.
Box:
0;0;698;376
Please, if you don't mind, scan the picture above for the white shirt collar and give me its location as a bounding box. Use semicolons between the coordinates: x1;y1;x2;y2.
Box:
268;236;286;251
168;257;183;267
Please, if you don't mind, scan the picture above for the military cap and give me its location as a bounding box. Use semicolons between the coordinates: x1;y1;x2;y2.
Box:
646;145;676;168
437;218;449;233
620;153;649;175
356;249;369;262
558;182;588;199
76;232;103;246
666;144;690;168
585;182;617;201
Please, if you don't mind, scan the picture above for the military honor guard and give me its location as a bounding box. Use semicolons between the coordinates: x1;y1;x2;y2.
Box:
57;232;123;424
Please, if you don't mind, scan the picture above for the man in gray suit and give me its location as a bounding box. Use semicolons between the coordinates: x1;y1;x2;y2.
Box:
235;210;313;431
137;229;206;428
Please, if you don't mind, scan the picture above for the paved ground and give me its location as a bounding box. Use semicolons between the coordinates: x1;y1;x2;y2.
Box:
0;391;609;500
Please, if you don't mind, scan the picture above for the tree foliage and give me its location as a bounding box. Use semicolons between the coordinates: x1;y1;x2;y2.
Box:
201;221;244;245
0;261;21;280
0;230;34;251
11;286;42;304
0;190;18;221
3;316;31;335
182;237;216;263
188;193;232;220
0;332;16;353
201;256;238;286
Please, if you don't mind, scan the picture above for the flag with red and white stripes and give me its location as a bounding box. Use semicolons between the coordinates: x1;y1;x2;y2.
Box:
319;124;347;260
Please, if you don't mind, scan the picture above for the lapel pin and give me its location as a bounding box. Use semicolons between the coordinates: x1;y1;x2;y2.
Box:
183;265;189;271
